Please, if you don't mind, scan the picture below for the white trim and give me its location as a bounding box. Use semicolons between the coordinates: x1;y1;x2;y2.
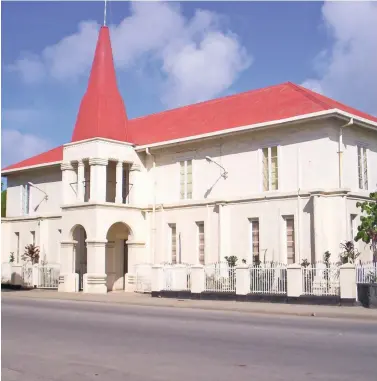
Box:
2;161;62;175
63;137;134;148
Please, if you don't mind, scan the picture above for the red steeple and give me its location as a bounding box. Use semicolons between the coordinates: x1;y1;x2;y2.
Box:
71;26;129;143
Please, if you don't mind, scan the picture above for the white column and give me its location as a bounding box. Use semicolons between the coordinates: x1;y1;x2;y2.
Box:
190;264;205;294
89;158;108;203
287;263;303;298
85;240;107;294
129;163;141;204
236;265;250;295
58;241;79;293
61;162;76;205
339;263;356;301
115;161;123;204
77;160;85;202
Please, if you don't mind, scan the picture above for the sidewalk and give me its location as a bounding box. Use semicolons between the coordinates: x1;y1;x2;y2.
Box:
2;289;377;321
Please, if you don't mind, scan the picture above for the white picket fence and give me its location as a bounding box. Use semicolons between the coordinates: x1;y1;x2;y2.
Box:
204;262;236;292
162;264;191;291
38;264;60;288
356;262;377;284
249;263;287;294
1;262;60;289
302;262;340;296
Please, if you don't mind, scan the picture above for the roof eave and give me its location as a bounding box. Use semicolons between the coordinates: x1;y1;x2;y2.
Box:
1;161;62;176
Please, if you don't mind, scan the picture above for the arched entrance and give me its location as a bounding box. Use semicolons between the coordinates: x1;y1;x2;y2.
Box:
106;222;132;291
71;225;87;291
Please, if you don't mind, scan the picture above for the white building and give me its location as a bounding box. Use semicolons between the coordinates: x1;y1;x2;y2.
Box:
2;26;377;293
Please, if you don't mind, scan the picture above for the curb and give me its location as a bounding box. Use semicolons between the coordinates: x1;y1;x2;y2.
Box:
3;292;377;322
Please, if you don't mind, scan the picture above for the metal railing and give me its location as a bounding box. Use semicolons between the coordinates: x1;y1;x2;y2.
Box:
22;263;33;288
38;264;60;289
204;262;236;292
134;263;153;293
162;264;191;291
249;263;287;294
302;262;340;296
356;262;377;283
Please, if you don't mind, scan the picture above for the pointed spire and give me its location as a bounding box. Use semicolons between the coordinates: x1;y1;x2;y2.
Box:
71;26;129;143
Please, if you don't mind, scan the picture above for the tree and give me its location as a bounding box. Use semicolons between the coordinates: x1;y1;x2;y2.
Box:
355;192;377;262
339;240;360;264
1;181;6;217
22;244;40;265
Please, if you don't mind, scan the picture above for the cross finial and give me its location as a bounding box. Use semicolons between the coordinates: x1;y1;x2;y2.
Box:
104;0;107;26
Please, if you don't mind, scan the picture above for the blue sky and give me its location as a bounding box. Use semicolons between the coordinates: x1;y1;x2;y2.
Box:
2;1;377;168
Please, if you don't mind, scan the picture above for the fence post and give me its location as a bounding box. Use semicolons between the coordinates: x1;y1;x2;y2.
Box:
236;265;250;297
172;264;188;290
32;264;39;288
190;264;205;296
339;263;356;303
151;264;164;295
287;264;302;298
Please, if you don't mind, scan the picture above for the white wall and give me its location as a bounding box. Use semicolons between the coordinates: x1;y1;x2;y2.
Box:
150;120;339;204
1;216;62;265
342;125;377;192
6;166;62;217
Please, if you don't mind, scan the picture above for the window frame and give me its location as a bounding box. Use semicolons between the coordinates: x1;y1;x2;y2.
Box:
21;183;31;215
248;218;260;264
357;145;368;190
261;145;280;192
168;223;177;264
284;216;295;265
196;221;205;265
179;159;193;200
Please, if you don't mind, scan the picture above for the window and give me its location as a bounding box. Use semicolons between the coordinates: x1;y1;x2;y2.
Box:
197;222;205;264
22;184;30;215
30;231;35;246
350;214;357;241
357;146;368;190
262;146;278;191
169;224;177;264
15;232;20;263
249;219;260;264
180;160;192;199
285;217;295;264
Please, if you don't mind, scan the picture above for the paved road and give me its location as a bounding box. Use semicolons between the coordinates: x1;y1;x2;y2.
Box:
2;297;377;381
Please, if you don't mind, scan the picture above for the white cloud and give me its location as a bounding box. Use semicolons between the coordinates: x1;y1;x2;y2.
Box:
1;129;53;168
2;107;46;125
302;1;377;115
9;2;251;108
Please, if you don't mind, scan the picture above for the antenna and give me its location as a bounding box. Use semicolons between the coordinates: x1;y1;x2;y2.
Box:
104;0;107;26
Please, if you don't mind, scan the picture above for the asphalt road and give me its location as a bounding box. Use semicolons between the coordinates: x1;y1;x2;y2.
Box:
2;297;377;381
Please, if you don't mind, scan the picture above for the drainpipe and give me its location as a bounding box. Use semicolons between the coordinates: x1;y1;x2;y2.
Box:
338;118;354;188
146;148;156;263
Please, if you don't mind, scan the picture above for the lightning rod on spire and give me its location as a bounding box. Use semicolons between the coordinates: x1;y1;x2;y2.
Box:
104;0;107;26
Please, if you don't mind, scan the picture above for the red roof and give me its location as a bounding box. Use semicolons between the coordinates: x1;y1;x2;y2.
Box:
3;28;377;173
2;146;63;171
128;82;377;145
71;26;129;143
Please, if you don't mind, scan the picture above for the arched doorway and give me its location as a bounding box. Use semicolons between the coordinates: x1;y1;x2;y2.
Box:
71;225;87;291
106;222;132;291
